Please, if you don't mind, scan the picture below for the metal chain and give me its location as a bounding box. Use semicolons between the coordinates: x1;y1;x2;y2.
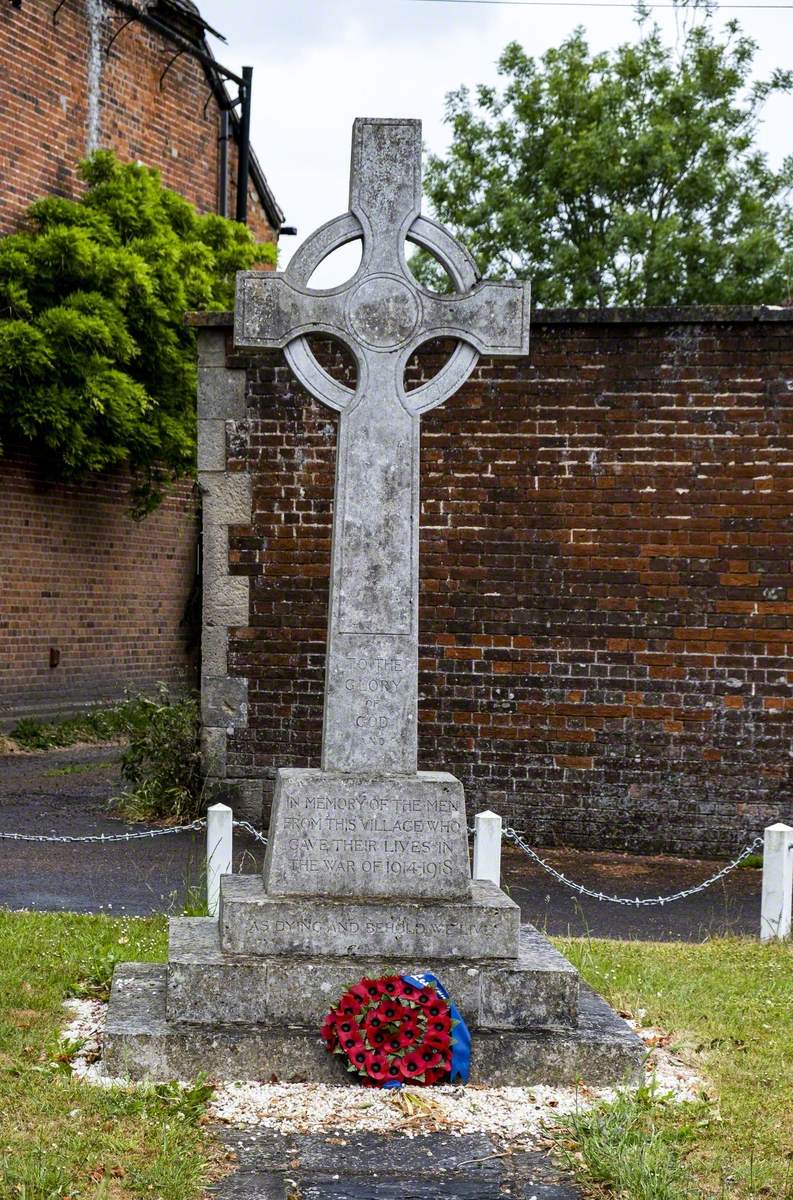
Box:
0;816;759;902
502;825;765;907
0;820;268;846
233;819;269;846
0;820;207;844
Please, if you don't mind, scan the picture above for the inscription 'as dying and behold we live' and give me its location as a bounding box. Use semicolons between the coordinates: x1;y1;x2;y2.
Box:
283;790;463;879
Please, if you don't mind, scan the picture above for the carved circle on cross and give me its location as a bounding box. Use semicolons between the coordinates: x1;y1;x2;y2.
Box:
282;211;480;417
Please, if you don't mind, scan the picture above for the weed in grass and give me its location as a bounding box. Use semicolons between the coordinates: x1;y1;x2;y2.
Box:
548;1079;711;1199
180;881;210;918
109;1078;214;1124
0;1149;74;1200
44;761;119;778
66;945;127;1002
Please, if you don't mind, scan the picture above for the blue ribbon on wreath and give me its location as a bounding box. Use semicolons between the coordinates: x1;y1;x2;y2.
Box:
382;971;471;1088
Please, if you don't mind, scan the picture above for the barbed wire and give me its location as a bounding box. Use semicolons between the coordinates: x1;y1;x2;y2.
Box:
501;825;765;907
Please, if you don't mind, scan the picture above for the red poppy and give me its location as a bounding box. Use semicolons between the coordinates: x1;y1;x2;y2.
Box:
364;1052;388;1081
425;1029;451;1052
348;981;371;1004
320;1015;338;1048
398;1027;419;1049
373;999;411;1026
399;1054;425;1080
418;1046;443;1071
337;991;362;1016
381;976;402;996
422;1066;448;1085
428;1013;452;1034
349;1046;368;1069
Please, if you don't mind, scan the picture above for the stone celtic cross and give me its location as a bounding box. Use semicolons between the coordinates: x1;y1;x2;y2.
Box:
235;118;530;775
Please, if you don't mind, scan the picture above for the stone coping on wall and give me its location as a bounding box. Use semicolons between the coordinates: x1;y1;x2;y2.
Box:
187;304;793;329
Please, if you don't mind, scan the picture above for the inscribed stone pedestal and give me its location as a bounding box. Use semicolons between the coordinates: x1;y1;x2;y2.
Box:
262;769;469;900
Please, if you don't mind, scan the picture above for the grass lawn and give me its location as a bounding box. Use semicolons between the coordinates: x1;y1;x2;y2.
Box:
0;912;790;1199
0;912;218;1200
558;936;793;1199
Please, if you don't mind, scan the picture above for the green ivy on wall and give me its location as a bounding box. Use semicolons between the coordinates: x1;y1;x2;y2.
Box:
0;151;275;514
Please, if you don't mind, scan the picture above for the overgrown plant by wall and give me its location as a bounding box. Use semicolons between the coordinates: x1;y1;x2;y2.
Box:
0;152;274;514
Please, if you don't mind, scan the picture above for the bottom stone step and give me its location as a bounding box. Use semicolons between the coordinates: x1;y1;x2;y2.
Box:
166;916;579;1030
104;962;643;1088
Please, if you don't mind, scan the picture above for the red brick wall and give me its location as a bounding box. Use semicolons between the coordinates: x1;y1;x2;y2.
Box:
0;0;275;244
0;455;199;721
220;311;793;856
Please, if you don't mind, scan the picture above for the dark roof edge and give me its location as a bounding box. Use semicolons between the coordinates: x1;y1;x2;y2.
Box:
186;304;793;329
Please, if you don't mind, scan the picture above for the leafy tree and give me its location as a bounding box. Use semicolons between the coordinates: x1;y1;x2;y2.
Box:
417;22;793;307
0;152;274;512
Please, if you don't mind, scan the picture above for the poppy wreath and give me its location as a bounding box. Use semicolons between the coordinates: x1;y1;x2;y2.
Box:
321;972;470;1087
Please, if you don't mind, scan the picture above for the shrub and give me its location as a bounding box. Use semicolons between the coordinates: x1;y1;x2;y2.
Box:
0;151;275;513
116;686;203;823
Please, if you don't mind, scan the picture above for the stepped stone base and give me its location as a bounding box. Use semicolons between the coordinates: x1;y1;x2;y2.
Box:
220;875;521;960
104;962;644;1087
167;917;579;1029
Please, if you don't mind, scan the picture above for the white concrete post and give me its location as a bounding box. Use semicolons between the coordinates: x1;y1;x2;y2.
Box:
761;823;793;942
473;810;502;887
207;803;233;919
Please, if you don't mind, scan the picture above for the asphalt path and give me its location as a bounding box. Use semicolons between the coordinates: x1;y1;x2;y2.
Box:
0;745;762;938
212;1128;581;1200
0;745;264;915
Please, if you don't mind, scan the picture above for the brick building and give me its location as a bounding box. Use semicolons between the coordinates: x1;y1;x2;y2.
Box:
0;0;284;721
194;309;793;857
1;0;283;240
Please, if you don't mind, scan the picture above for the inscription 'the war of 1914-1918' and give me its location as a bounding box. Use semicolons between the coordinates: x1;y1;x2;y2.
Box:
263;769;472;900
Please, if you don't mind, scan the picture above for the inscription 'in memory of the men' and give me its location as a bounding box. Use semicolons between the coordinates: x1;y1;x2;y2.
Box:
263;769;472;900
283;791;463;882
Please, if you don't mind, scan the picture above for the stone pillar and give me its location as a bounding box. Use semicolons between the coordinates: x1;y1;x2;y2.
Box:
196;325;262;823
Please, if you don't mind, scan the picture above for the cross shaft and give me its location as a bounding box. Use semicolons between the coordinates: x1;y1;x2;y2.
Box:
235;118;529;773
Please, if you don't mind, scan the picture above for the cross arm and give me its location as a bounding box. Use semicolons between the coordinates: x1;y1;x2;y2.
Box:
235;271;347;349
418;279;531;357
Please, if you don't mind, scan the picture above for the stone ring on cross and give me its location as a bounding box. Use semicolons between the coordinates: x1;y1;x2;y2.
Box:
235;118;530;418
235;118;530;775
